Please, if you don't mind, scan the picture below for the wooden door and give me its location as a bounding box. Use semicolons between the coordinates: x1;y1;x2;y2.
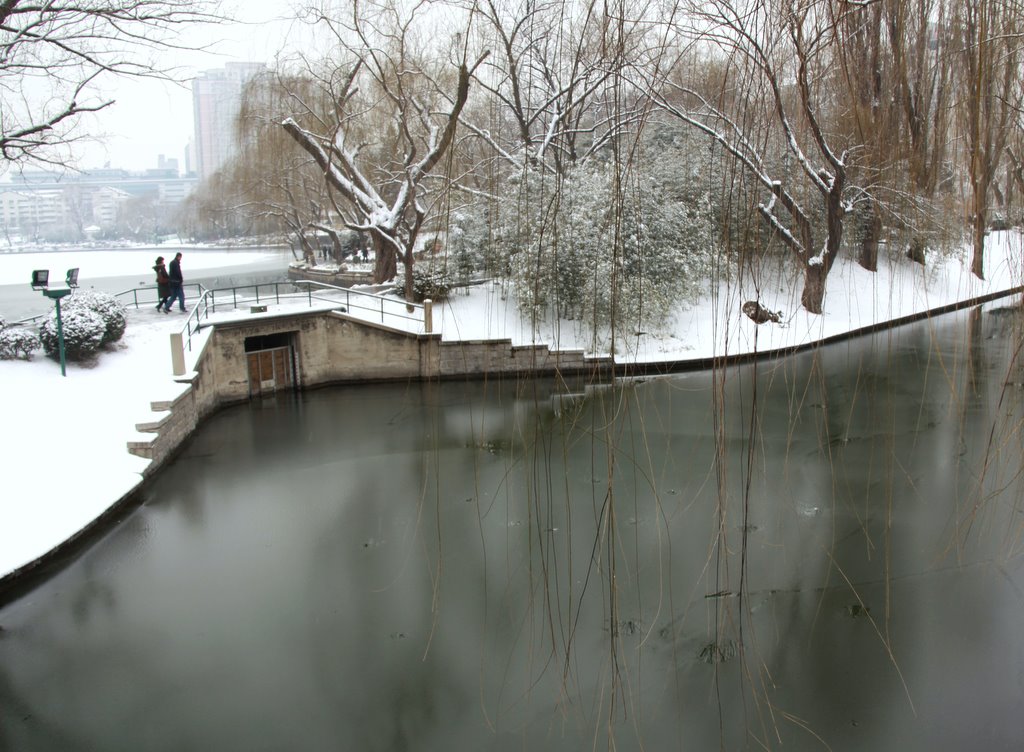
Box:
246;346;294;397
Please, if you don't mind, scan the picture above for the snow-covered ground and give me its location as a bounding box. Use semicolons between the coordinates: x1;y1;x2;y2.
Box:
1;236;1022;580
439;234;1024;359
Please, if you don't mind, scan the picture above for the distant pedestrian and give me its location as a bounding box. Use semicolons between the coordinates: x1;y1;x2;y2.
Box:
168;252;187;312
153;256;172;313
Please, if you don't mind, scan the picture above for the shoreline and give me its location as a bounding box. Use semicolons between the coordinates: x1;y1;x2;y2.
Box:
1;230;1022;594
0;242;290;255
1;282;1021;601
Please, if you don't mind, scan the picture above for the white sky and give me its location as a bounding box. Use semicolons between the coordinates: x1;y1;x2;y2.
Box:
0;234;1022;578
76;0;314;172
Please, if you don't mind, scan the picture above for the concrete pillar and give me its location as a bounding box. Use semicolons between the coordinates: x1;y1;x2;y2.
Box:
170;332;186;376
423;298;434;333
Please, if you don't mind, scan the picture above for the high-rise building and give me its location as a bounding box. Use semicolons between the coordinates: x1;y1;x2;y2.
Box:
191;62;266;180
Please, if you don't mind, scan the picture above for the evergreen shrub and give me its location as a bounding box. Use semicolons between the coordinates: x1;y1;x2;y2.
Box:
66;290;127;345
0;326;39;360
412;262;455;302
38;307;106;362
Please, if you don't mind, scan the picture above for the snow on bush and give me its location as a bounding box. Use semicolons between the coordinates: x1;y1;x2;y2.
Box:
494;152;715;349
66;290;127;345
0;326;39;360
38;306;106;362
447;210;492;283
411;262;456;301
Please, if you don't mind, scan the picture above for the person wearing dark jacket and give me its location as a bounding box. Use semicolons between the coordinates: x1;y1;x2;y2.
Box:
153;256;172;313
168;252;186;312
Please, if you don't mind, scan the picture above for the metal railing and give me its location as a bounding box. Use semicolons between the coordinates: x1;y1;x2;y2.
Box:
14;279;428;363
13;312;47;326
177;280;426;355
115;283;207;312
291;280;424;328
12;283;207;326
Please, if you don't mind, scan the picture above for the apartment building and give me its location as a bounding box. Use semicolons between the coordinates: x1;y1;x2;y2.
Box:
0;167;196;240
192;62;266;180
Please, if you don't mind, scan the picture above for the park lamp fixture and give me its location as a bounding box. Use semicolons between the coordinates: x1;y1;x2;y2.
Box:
30;267;79;377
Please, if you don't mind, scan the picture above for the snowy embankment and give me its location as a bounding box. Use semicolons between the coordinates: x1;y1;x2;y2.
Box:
0;234;1021;582
439;233;1023;360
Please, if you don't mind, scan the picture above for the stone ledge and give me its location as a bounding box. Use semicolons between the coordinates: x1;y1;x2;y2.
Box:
127;440;154;459
135;413;171;433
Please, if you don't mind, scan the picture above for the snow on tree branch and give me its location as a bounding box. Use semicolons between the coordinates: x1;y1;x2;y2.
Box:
0;0;220;169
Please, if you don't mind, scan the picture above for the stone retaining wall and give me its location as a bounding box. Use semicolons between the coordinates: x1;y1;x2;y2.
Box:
129;309;612;471
287;265;375;288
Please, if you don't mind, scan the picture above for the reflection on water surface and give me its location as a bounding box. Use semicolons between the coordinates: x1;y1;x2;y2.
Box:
1;304;1022;751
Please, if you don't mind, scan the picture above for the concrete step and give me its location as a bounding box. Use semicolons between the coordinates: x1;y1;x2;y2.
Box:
135;413;171;433
127;439;154;459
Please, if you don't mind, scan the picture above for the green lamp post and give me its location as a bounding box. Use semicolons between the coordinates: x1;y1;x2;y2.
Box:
31;267;79;377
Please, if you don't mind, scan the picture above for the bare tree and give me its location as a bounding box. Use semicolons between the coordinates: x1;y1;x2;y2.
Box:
954;0;1023;278
887;0;955;263
1006;127;1024;222
828;0;957;270
177;173;253;241
831;0;892;271
462;0;648;176
650;0;868;314
281;0;487;302
0;0;219;170
231;71;341;263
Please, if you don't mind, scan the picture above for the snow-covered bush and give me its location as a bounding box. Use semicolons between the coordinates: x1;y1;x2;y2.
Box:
38;306;106;362
447;209;491;283
0;326;39;360
411;261;456;301
66;290;127;345
498;151;715;344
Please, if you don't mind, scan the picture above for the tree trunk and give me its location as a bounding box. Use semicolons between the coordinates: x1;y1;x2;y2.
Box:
403;244;415;312
858;210;881;272
971;212;986;279
299;233;317;267
800;262;827;314
372;233;397;284
906;236;927;265
800;187;843;314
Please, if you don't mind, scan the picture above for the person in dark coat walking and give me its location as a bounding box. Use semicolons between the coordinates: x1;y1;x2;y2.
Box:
153;256;172;313
167;252;186;312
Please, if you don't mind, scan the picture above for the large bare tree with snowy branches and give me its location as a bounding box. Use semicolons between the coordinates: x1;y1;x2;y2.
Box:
280;0;487;302
649;0;870;314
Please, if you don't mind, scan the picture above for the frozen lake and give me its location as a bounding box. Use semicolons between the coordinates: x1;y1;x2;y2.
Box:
0;247;294;320
0;303;1022;750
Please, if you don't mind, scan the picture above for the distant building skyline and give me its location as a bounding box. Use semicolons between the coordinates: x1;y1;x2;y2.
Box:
192;62;266;180
0;167;198;241
0;61;267;240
